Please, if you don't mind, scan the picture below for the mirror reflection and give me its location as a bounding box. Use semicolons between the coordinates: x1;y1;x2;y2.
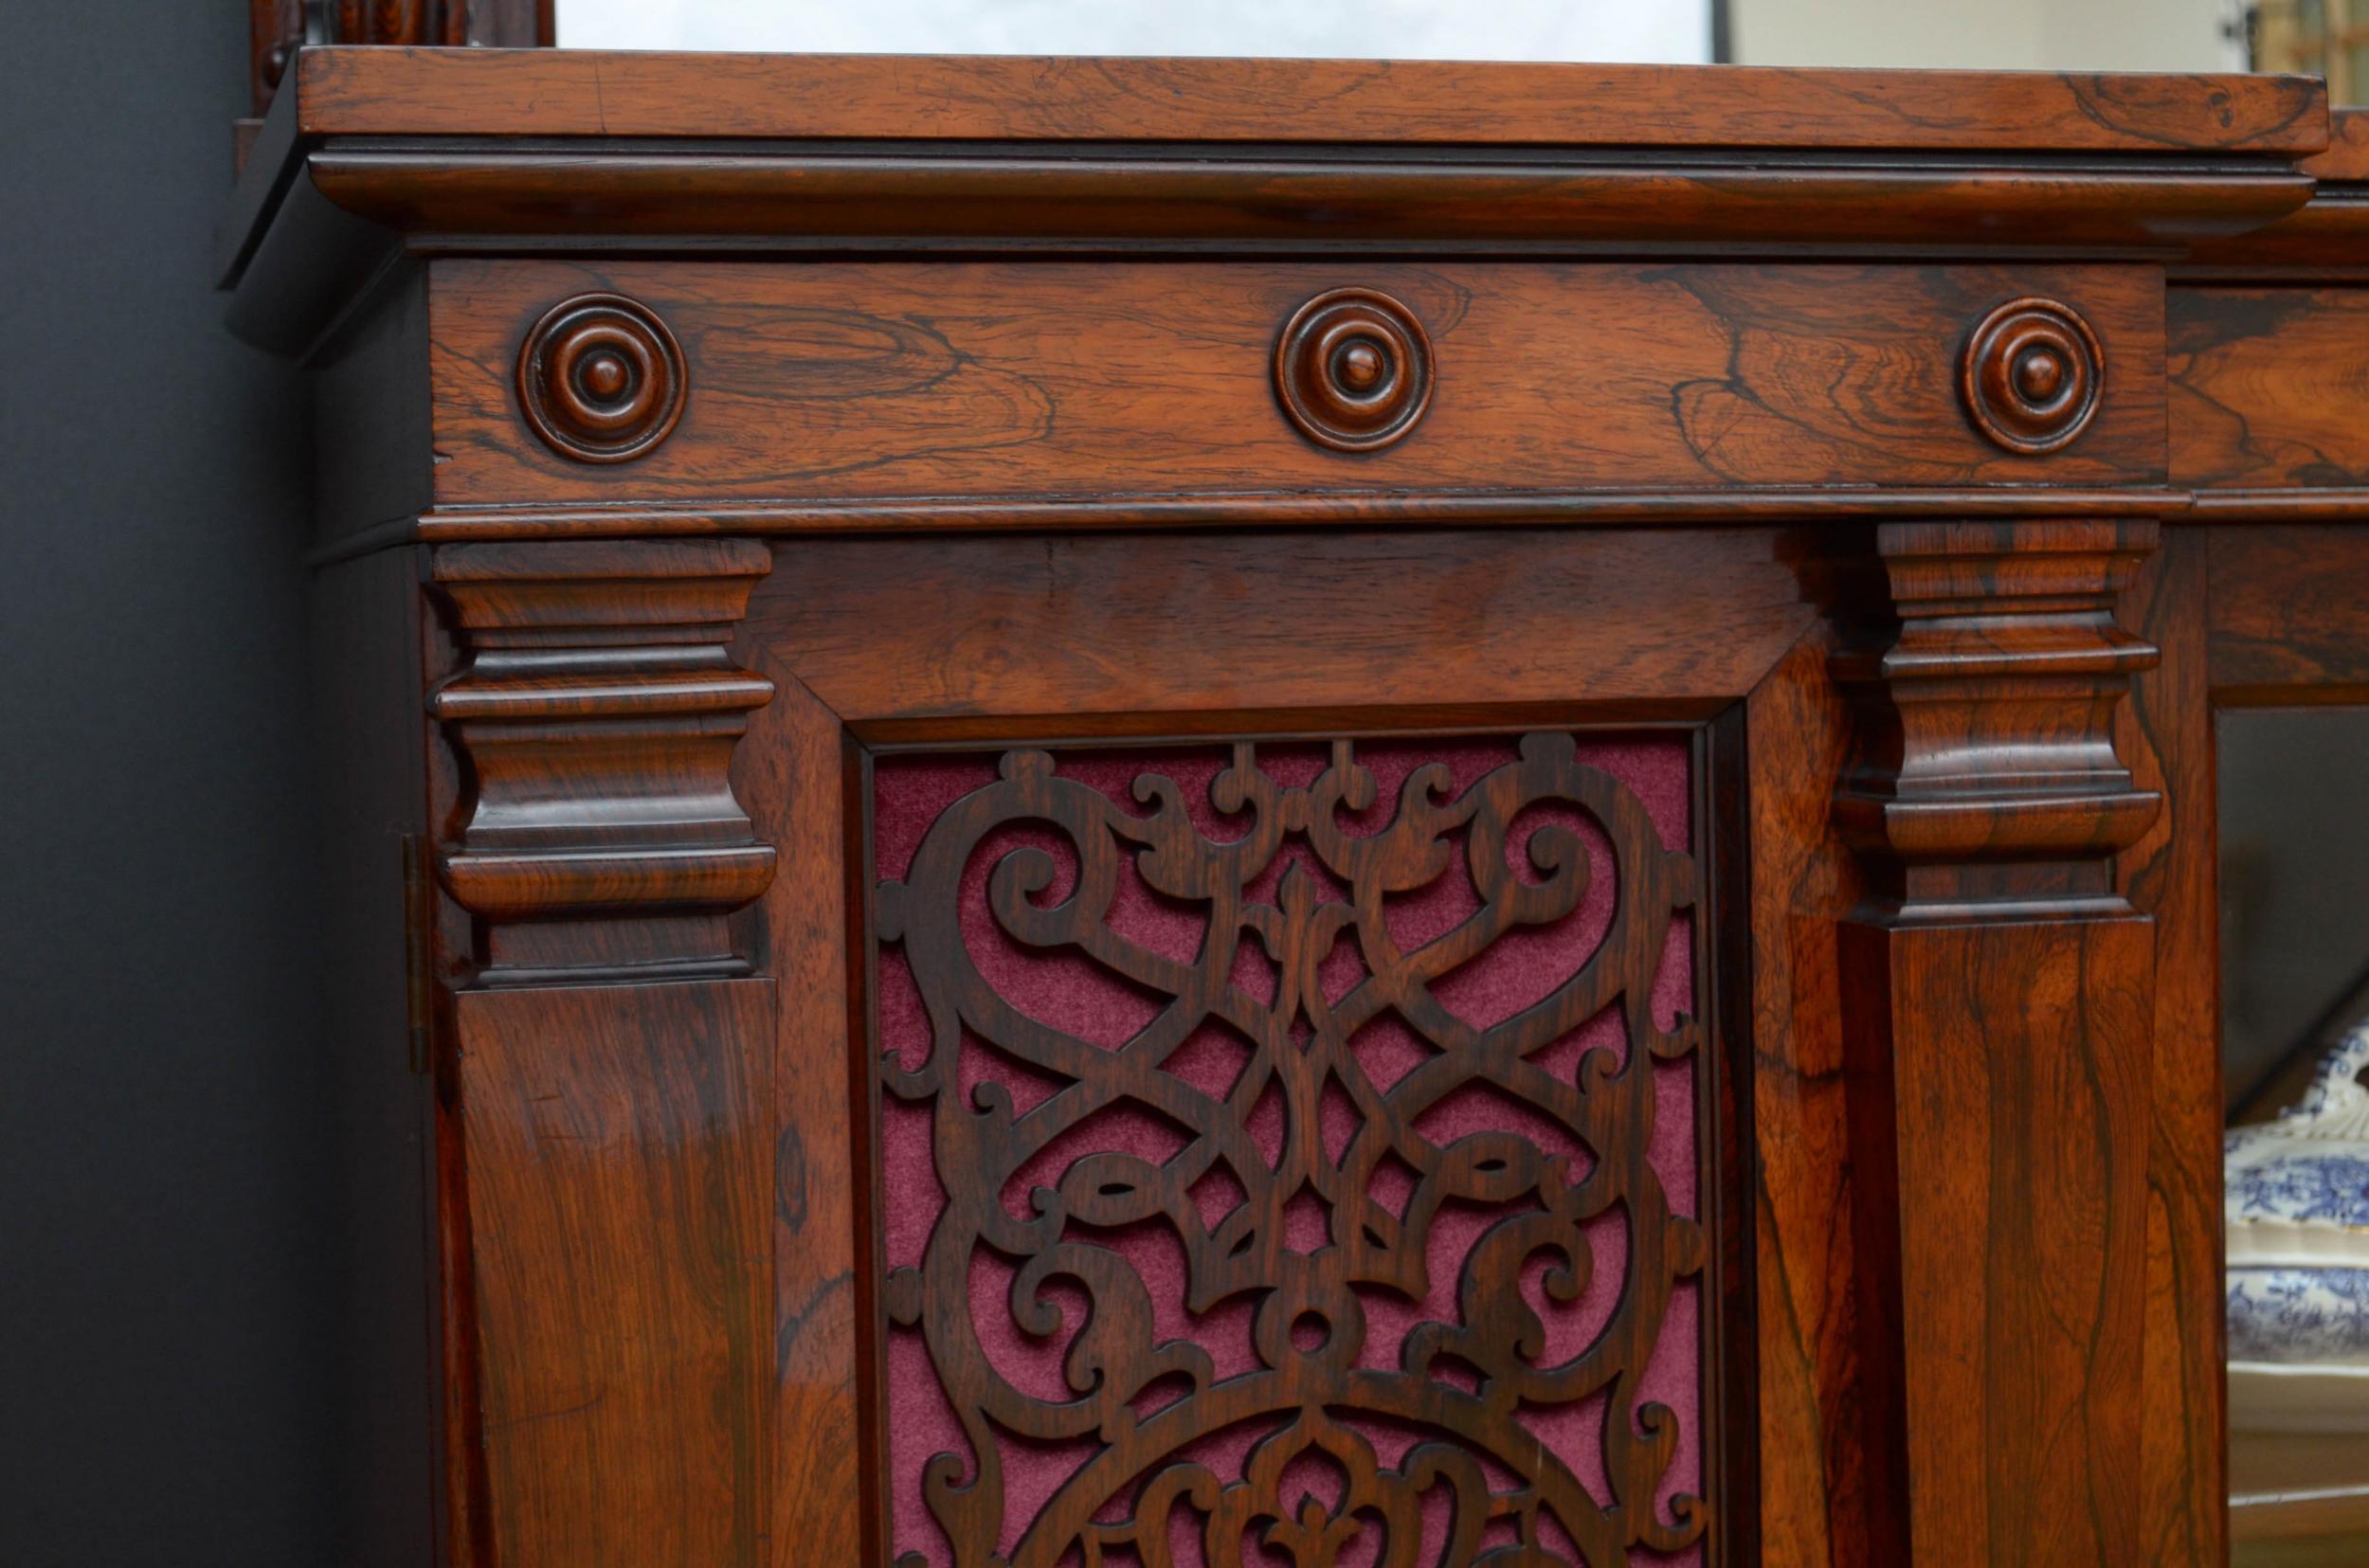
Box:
2221;709;2369;1565
554;0;1717;63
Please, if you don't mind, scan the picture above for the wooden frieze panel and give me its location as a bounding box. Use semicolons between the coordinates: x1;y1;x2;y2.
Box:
2171;287;2369;490
425;261;2167;508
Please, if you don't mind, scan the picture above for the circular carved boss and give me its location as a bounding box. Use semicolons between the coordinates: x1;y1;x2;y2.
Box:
1959;297;2105;456
515;293;687;463
1273;288;1434;452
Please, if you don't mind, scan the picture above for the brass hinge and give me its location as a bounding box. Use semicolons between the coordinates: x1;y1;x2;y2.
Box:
402;834;434;1075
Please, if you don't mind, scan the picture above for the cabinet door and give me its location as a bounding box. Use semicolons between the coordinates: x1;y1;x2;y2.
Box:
733;524;1803;1568
427;524;1811;1567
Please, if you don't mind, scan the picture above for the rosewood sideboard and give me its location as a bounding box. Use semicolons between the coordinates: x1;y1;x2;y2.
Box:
219;48;2369;1568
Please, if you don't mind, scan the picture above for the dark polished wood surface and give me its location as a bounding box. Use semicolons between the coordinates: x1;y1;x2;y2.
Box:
219;51;2325;356
454;978;773;1568
284;46;2325;151
229;52;2369;1568
423;261;2171;507
2115;527;2227;1563
1833;520;2162;1562
240;4;548;169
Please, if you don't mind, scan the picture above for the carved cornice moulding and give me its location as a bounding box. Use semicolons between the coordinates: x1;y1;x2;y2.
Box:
218;50;2331;353
298;488;2183;558
2184;107;2369;277
290;150;2319;253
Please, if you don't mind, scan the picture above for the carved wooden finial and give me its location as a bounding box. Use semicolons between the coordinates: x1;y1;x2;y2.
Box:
428;538;776;982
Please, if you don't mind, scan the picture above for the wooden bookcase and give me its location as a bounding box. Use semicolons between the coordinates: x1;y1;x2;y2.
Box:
221;47;2369;1566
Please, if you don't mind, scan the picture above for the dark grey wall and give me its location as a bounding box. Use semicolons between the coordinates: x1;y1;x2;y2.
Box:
0;5;335;1564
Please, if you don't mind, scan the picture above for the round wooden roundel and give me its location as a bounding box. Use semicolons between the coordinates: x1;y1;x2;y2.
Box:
1959;297;2104;456
1273;288;1435;452
515;293;687;463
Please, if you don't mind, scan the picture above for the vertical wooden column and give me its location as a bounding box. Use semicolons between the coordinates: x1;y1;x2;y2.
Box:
2117;527;2225;1566
1833;519;2163;1566
427;538;779;1568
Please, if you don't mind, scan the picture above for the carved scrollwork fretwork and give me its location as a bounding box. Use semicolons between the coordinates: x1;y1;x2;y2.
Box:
874;733;1709;1567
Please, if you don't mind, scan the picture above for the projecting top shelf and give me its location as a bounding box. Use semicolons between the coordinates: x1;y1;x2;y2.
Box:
220;48;2346;360
268;45;2325;153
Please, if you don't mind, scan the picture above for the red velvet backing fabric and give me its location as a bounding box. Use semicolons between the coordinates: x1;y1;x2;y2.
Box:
875;737;1700;1566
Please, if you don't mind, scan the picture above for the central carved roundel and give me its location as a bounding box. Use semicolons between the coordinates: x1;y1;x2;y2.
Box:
1273;288;1436;452
515;292;687;463
1959;297;2105;456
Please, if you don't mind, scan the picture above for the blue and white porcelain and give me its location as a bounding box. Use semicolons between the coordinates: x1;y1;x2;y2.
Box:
2227;1024;2369;1369
2229;1269;2369;1363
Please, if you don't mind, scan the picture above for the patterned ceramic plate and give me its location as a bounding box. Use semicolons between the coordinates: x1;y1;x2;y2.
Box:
2231;1270;2369;1364
2227;1025;2369;1366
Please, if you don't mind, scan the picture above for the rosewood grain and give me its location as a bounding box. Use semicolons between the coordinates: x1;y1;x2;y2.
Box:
217;42;2356;1568
401;487;2182;548
244;1;549;124
2206;524;2369;705
1958;297;2107;457
1840;916;2152;1564
729;530;1800;1567
1834;519;2164;906
244;0;302;116
222;52;2324;353
1737;630;1874;1567
2182;110;2369;275
2115;527;2227;1566
1831;520;2162;1565
287;47;2324;153
2172;288;2369;487
301;149;2319;260
1272;288;1434;454
513;293;687;464
741;528;1820;739
455;978;773;1568
2305;109;2369;179
425;261;2168;508
734;671;868;1566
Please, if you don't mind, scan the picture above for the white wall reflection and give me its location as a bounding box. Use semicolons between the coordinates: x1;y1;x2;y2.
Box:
557;0;1713;63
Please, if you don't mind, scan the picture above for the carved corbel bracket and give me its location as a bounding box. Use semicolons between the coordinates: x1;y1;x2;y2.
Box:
1833;517;2163;920
428;538;777;983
